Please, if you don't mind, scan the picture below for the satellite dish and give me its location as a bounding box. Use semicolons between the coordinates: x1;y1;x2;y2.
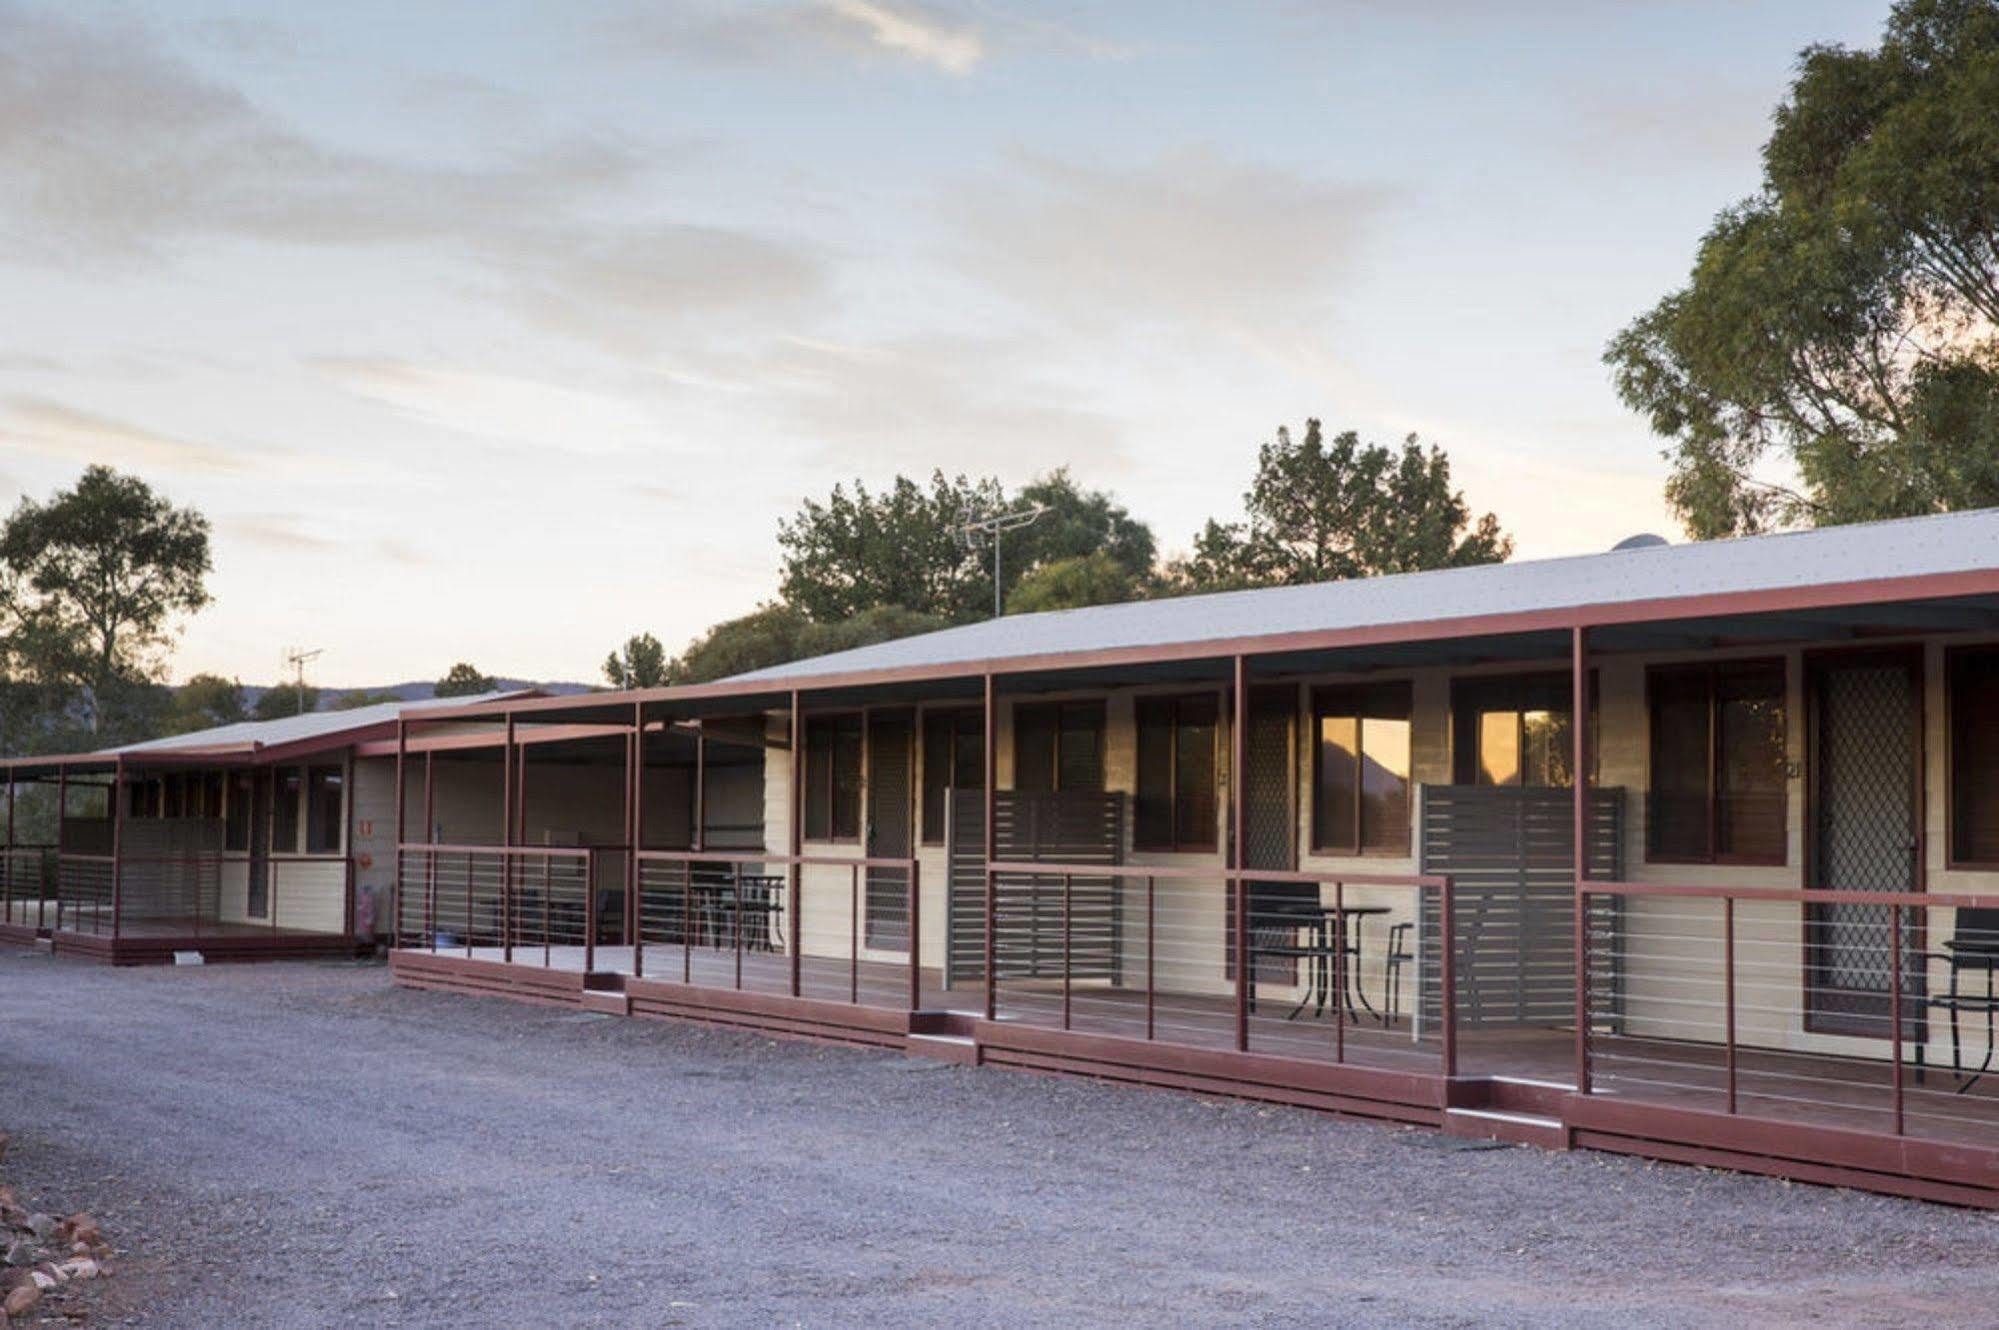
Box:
1611;533;1670;552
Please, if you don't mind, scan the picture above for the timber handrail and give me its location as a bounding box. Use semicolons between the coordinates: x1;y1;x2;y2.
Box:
1580;879;1999;911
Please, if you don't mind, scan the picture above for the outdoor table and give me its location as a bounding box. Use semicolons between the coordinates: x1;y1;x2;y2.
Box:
1246;904;1392;1024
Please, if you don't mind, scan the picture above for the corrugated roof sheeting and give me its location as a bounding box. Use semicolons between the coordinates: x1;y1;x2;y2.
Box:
728;509;1999;685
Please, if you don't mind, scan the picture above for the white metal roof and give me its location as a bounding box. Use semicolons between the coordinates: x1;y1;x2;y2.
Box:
728;508;1999;684
115;689;534;756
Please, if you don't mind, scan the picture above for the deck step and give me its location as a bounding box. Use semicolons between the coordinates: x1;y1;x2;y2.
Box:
1443;1107;1569;1151
579;990;630;1016
906;1033;980;1066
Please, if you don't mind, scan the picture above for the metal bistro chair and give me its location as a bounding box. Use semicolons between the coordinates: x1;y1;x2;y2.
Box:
1383;921;1415;1026
1917;906;1999;1093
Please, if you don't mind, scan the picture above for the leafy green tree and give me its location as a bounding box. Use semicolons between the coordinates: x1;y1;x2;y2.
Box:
434;662;495;698
1175;420;1510;591
1607;0;1999;536
1009;470;1157;583
0;466;211;734
166;673;247;734
777;469;1160;622
254;681;319;720
778;471;1004;623
664;602;951;685
1007;551;1141;614
332;689;403;711
669;604;812;684
603;633;670;690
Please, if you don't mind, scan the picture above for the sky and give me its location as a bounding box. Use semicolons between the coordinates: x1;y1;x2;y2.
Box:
0;0;1896;687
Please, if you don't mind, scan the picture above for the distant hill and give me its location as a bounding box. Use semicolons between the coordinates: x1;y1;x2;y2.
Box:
240;679;597;712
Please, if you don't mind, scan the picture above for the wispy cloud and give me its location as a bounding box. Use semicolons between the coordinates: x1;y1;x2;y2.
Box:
667;334;1128;479
823;0;983;74
0;5;823;359
949;147;1394;340
310;358;667;454
222;513;339;552
0;396;253;474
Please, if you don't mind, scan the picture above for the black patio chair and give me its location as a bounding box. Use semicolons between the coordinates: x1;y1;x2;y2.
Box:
1383;921;1414;1025
1915;907;1999;1093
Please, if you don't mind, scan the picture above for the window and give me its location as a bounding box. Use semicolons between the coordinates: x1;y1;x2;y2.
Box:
305;764;345;854
1647;661;1786;863
803;714;863;841
1013;701;1105;793
1452;674;1595;789
1135;693;1219;852
1313;683;1413;854
272;766;303;854
224;772;253;852
921;709;984;844
1951;648;1999;865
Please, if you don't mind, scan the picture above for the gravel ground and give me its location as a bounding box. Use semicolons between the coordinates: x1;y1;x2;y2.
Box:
3;949;1999;1328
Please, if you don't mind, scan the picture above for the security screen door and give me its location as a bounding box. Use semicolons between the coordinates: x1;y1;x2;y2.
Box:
1807;652;1921;1036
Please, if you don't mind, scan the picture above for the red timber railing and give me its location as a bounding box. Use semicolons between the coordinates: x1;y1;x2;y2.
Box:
0;845;57;933
1580;881;1999;1154
394;844;614;969
981;862;1456;1077
634;850;921;1012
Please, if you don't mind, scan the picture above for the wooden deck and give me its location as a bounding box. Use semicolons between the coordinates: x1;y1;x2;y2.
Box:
17;915;358;966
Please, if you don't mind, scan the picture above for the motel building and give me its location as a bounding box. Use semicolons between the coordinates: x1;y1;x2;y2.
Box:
11;510;1999;1207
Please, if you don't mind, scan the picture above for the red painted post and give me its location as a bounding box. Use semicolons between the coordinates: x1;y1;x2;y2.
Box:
788;692;802;998
1891;903;1905;1136
733;861;743;991
1335;880;1346;1064
393;720;406;951
1724;895;1737;1114
1145;875;1156;1041
110;758;124;944
983;673;998;1022
3;765;13;931
502;714;515;965
424;752;436;952
631;704;645;979
849;863;860;1005
1062;872;1073;1031
582;854;597;976
1232;655;1249;1054
907;858;921;1012
1572;624;1592;1096
1440;875;1459;1078
55;766;66;933
682;861;692;985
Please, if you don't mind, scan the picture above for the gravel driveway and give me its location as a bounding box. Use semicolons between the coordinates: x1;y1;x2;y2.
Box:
3;948;1997;1328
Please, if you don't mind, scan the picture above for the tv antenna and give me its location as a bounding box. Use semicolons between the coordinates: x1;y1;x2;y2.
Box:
281;647;323;716
959;504;1046;618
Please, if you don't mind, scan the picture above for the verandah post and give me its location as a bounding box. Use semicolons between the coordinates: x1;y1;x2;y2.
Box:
502;714;515;965
55;766;67;932
983;673;997;1022
393;720;406;952
907;858;921;1013
110;757;124;943
788;691;802;998
1232;655;1248;1053
3;765;13;931
631;702;645;980
1572;623;1592;1096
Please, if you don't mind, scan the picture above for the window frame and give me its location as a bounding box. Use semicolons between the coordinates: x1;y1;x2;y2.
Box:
1644;659;1788;867
802;712;864;844
1450;671;1600;789
270;765;304;855
1948;645;1999;870
304;762;346;856
1310;681;1414;857
1133;691;1221;854
920;707;984;846
1012;699;1107;794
